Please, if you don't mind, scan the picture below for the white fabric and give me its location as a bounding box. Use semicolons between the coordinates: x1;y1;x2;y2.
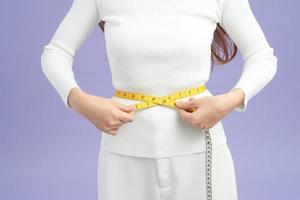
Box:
101;91;228;158
41;0;277;158
97;143;238;200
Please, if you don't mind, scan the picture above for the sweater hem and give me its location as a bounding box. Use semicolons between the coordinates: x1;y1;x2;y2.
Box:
100;139;228;159
100;125;228;158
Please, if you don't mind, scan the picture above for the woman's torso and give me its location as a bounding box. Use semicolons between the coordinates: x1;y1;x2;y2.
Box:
98;0;228;158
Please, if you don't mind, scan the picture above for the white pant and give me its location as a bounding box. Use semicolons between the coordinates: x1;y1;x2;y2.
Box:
97;143;238;200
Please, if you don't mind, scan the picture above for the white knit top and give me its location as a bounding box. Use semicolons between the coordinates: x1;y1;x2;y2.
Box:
41;0;277;158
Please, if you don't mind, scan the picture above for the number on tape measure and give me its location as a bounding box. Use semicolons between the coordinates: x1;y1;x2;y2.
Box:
115;84;207;111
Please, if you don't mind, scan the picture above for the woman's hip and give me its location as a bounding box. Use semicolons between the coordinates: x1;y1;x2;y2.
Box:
97;143;238;200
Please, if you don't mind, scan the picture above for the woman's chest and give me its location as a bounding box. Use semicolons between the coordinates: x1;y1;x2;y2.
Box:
100;0;220;59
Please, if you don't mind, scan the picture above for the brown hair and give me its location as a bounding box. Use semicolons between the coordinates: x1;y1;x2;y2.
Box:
98;21;237;71
211;23;238;71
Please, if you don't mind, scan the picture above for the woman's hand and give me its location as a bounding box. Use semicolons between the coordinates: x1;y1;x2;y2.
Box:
175;88;245;129
68;87;136;135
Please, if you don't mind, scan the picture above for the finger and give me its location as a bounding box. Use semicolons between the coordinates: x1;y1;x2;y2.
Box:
117;110;134;123
107;125;120;131
175;100;198;110
106;127;119;135
186;97;197;111
177;109;197;125
113;102;136;113
105;121;123;129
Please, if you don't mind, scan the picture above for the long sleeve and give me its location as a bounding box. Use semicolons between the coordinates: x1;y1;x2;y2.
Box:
217;0;278;112
41;0;102;109
39;0;251;158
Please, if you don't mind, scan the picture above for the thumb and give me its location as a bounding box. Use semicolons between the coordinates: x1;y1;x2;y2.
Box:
175;99;198;109
114;102;136;112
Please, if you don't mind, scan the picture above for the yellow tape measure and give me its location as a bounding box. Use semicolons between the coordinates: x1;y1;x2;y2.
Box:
114;84;207;113
114;84;213;200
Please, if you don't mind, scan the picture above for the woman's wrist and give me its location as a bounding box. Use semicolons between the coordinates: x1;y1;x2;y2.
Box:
68;87;85;110
216;88;245;113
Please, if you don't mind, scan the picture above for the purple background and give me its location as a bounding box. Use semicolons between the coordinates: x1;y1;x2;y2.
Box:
1;0;299;199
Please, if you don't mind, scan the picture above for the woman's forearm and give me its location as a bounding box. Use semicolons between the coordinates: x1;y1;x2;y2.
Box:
67;87;84;109
217;88;245;114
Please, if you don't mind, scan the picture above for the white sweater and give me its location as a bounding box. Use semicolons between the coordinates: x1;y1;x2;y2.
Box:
41;0;277;158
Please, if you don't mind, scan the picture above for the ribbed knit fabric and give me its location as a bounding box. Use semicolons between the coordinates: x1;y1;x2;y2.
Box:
41;0;278;158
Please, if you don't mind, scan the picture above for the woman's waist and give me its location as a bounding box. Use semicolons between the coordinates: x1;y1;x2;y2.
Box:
108;84;218;134
106;99;225;138
110;84;213;107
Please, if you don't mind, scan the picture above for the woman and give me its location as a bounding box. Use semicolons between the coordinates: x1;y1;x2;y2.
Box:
41;0;277;199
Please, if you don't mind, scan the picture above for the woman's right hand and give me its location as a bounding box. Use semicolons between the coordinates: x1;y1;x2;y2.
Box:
68;87;136;135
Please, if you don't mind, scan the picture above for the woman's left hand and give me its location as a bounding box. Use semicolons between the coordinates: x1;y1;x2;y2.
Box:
175;89;245;129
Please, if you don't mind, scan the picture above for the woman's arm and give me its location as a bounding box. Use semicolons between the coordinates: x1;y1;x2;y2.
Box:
41;0;102;110
176;0;277;128
217;0;278;112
